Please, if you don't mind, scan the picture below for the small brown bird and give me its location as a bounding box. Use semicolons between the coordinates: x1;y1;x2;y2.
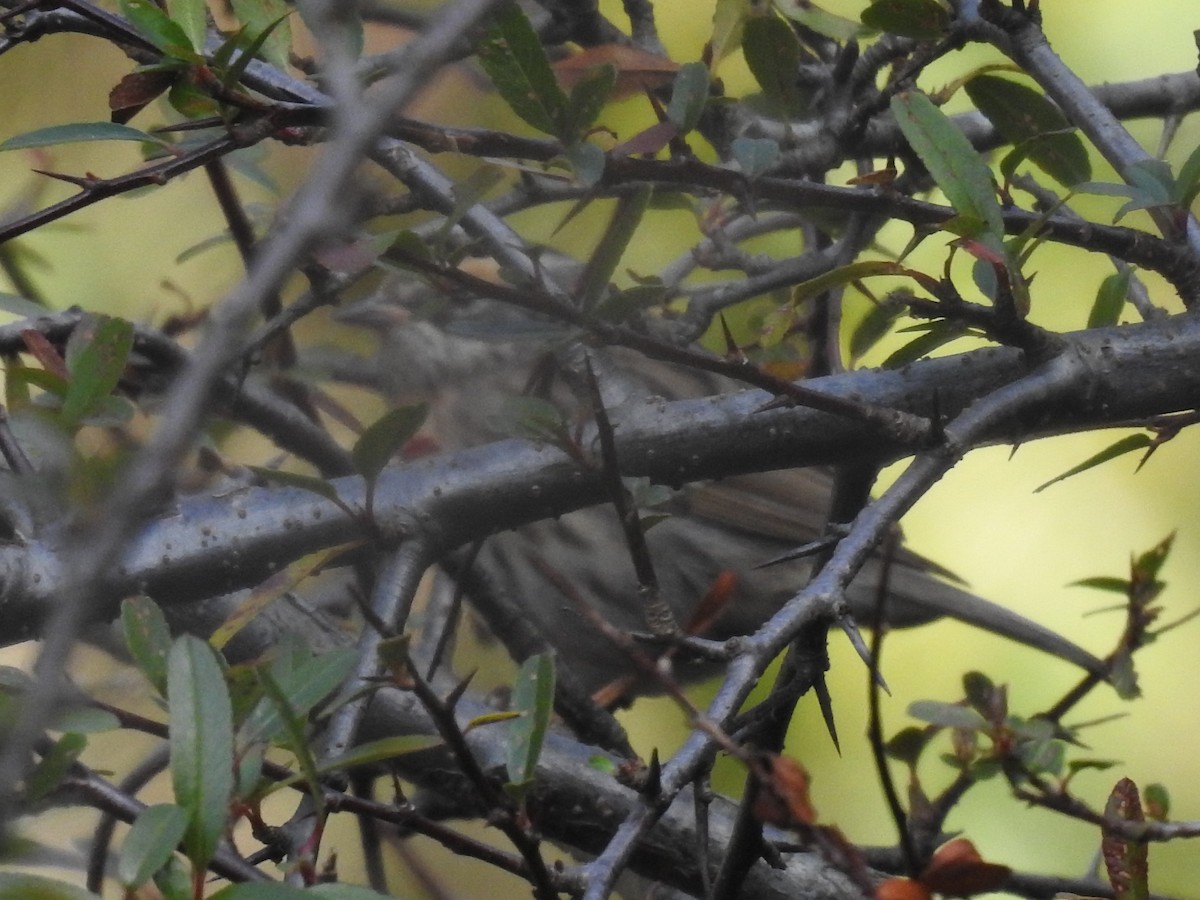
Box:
333;280;1105;694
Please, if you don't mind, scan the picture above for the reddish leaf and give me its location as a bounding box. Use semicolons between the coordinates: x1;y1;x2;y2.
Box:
875;878;932;900
612;121;679;158
109;69;177;123
21;330;69;380
685;569;738;636
920;837;1011;895
752;755;817;827
552;44;678;100
1102;777;1150;899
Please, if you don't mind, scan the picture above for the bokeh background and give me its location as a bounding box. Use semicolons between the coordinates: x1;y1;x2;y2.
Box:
0;0;1197;896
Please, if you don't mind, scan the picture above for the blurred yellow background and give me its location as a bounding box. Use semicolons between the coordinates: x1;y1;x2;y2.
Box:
0;0;1197;896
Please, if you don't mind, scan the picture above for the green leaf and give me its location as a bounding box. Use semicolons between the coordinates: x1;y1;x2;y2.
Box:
211;884;393;899
849;299;904;359
891;91;1005;245
435;165;506;246
263;735;444;794
0;874;99;899
965;75;1091;187
168;635;234;868
352;404;428;482
730;136;779;177
576;186;653;312
293;2;362;64
883;726;932;766
709;0;748;64
742;14;807;119
165;0;207;54
962;671;996;717
1110;651;1141;700
1033;433;1153;493
882;319;969;367
476;3;568;137
120;0;200;60
0;122;168;152
861;0;949;40
60;315;134;428
248;465;341;504
774;0;861;41
1143;782;1170;820
239;642;358;747
1132;533;1173;582
907;700;988;731
1089;269;1131;328
792;260;910;306
121;596;172;695
1175;140;1200;209
1071;576;1133;594
25;732;86;803
565;140;606;187
118;804;188;889
253;667;322;802
152;856;190;900
497;395;567;441
506;652;555;795
666;61;710;135
562;64;616;143
230;0;294;71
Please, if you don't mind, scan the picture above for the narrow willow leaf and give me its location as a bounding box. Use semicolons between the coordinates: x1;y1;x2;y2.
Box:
246;466;340;503
507;653;556;794
168;635;234;868
239;643;358;748
849;300;904;359
118;804;188;889
965;75;1091;187
264;736;444;795
476;4;568;137
576;186;653;311
792;260;909;306
0;122;168;152
210;545;357;650
230;0;295;71
891;92;1004;245
882;320;968;367
1033;433;1152;493
1089;269;1131;327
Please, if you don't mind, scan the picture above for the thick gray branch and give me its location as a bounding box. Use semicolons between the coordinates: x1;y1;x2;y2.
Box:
2;313;1199;641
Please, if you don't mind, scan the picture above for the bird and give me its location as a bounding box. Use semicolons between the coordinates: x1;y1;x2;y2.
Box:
329;268;1106;695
